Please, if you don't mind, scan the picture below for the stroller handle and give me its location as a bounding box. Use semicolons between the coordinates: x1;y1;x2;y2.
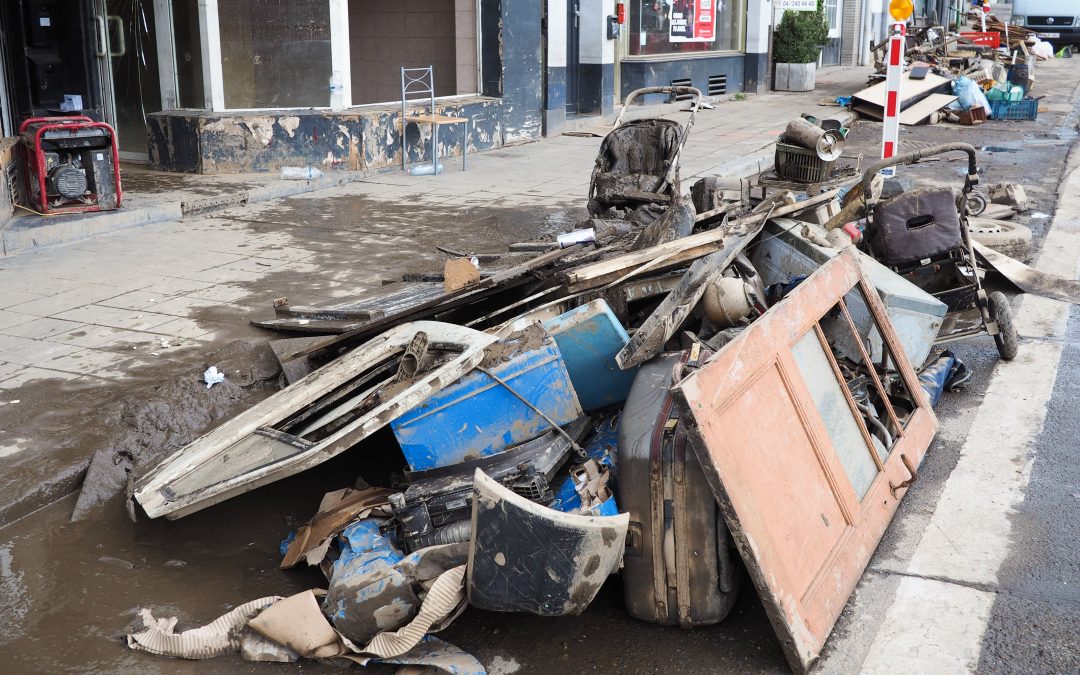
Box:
860;143;979;205
613;86;703;128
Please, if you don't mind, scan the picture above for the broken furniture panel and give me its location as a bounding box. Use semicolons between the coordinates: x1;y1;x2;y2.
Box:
390;326;583;471
750;217;947;368
673;250;937;672
467;469;628;616
134;321;499;520
541;299;639;412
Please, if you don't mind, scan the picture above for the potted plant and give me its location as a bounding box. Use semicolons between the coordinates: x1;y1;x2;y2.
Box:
773;1;830;92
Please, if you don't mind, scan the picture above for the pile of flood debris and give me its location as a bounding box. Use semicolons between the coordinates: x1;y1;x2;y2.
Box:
847;12;1064;128
122;100;1080;674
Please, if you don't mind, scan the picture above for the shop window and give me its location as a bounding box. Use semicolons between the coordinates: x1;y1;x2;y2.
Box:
172;0;204;108
218;0;332;108
628;0;745;56
349;0;476;106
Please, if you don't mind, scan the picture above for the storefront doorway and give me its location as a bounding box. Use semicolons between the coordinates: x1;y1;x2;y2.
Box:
94;0;162;160
566;0;580;113
821;0;843;67
0;0;161;160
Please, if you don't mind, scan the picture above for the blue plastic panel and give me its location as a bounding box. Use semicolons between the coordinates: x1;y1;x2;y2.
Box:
543;300;639;412
391;329;582;471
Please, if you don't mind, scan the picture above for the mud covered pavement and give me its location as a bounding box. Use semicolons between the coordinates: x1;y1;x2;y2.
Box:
3;59;1080;673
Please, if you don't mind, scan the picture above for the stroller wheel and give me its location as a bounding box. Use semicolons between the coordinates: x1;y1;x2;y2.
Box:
965;192;988;217
988;291;1019;361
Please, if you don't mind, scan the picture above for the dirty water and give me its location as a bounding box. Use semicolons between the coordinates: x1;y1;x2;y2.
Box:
119;167;263;199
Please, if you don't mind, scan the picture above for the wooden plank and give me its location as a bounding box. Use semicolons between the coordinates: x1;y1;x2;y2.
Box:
564;190;839;293
898;94;958;126
278;244;583;363
852;72;951;114
615;222;766;370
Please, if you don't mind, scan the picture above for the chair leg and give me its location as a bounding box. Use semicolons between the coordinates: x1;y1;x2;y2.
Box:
432;123;438;174
463;120;468;172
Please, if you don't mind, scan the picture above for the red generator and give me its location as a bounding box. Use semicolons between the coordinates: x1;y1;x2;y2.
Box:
19;116;122;214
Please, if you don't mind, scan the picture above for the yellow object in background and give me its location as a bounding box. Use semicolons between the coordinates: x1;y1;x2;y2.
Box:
888;0;914;21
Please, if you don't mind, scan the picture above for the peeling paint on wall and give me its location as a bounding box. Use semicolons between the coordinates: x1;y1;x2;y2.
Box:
246;117;277;147
281;116;301;137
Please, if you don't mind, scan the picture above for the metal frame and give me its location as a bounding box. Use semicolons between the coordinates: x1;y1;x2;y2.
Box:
401;65;468;174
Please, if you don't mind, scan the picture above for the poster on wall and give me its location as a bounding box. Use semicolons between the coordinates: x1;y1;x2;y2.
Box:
668;0;716;43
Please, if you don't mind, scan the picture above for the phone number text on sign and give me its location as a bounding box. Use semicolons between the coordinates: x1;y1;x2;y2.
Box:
778;0;817;10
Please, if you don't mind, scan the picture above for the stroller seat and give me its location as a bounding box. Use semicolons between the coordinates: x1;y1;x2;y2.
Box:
869;188;965;267
590;118;683;213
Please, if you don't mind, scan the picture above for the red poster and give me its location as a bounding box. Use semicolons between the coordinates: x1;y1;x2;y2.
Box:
669;0;716;43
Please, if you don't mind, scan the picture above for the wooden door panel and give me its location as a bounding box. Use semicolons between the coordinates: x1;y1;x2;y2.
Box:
673;249;937;672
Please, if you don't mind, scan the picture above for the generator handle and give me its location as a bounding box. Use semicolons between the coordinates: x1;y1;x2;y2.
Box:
18;116;96;134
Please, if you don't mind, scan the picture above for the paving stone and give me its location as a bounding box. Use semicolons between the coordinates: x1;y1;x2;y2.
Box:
51;305;177;331
0;317;86;340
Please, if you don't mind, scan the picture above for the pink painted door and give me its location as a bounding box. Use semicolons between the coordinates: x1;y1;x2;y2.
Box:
674;249;937;672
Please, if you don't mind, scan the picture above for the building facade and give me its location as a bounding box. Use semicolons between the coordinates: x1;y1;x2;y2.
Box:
0;1;901;175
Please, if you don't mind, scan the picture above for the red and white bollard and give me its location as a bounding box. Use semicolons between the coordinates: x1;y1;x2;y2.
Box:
880;22;906;177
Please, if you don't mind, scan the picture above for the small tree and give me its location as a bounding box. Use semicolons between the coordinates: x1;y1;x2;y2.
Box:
773;1;830;64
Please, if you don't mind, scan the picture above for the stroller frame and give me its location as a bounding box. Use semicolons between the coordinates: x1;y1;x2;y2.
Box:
587;86;702;217
859;143;1019;361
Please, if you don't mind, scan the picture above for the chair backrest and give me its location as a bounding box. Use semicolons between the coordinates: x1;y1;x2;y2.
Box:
402;66;435;118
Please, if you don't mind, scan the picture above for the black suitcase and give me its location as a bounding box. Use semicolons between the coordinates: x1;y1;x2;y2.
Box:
618;347;741;627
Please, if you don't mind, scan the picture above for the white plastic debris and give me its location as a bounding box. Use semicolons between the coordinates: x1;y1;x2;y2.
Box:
204;366;225;389
281;166;324;180
557;228;596;248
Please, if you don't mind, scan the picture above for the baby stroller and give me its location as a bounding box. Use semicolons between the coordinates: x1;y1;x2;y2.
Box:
858;143;1019;361
587;86;702;218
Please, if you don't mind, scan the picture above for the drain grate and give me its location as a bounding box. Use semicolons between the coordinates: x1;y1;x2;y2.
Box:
708;75;727;96
181;193;249;216
670;78;694;101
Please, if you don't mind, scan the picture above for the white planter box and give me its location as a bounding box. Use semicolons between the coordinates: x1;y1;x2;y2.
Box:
774;62;817;92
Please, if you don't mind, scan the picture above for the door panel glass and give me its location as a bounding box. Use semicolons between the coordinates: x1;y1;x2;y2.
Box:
791;329;878;500
106;0;161;157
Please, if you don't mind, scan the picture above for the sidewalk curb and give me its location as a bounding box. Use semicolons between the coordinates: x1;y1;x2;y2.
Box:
0;172;362;258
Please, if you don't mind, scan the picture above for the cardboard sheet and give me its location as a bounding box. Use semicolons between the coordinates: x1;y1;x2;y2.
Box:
280;486;394;569
898;94;958;125
126;596;282;659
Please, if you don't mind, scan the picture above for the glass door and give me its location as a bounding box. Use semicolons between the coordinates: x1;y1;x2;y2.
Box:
821;0;842;66
94;0;161;161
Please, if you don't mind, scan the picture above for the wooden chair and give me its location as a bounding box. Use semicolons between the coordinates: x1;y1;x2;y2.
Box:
401;66;468;173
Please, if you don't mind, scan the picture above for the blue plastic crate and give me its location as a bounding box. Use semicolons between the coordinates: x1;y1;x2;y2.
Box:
990;98;1038;121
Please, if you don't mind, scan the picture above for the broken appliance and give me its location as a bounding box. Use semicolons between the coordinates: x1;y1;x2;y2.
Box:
19;116;121;214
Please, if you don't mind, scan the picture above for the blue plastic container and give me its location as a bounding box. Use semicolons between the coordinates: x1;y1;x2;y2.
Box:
390;328;582;471
542;299;638;412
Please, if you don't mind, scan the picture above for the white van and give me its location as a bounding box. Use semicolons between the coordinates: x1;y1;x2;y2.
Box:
1010;0;1080;47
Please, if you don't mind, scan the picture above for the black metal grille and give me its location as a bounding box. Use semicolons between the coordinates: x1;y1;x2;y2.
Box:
670;78;694;101
1028;16;1073;26
708;75;727;96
